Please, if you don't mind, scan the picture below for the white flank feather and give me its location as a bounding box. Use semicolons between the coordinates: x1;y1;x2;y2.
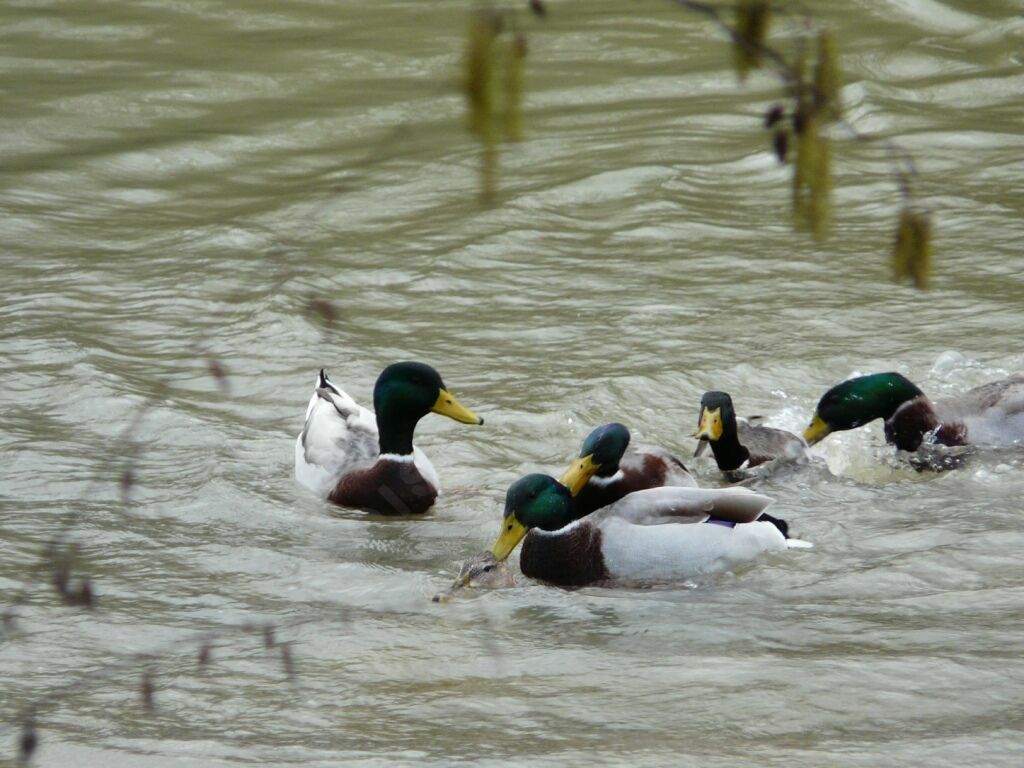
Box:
599;519;787;582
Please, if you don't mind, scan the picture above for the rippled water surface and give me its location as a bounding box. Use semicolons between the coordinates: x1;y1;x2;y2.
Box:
3;0;1024;765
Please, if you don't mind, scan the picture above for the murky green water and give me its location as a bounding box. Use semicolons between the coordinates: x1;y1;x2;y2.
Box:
3;0;1023;765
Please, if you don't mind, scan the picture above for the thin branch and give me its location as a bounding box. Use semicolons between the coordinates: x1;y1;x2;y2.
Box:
672;0;921;199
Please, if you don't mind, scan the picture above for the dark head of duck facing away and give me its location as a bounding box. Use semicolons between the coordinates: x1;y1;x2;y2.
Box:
373;361;484;455
803;372;925;449
559;422;696;516
559;422;632;494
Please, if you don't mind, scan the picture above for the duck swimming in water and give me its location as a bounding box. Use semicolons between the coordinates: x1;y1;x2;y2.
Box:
803;371;1024;453
694;391;806;479
559;422;697;517
487;474;808;587
295;362;483;514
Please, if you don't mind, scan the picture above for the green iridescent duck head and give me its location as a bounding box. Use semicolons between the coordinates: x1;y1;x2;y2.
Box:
559;423;631;495
372;361;483;454
489;474;575;561
803;372;923;445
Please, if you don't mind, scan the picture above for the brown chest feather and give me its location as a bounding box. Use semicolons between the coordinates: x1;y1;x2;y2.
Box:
746;453;772;468
329;459;437;515
519;522;609;587
886;399;966;451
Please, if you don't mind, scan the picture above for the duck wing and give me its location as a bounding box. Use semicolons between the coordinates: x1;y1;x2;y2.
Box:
593;486;772;527
297;371;379;493
935;374;1024;418
933;373;1024;446
737;423;805;462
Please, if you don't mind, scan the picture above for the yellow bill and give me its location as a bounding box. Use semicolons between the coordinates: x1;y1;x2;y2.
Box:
558;454;601;496
695;406;723;442
432;389;484;425
803;412;831;445
490;514;528;561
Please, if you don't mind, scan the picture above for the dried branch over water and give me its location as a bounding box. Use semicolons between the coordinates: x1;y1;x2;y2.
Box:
456;1;933;283
2;352;507;764
0;361;328;763
6;617;319;763
462;4;536;201
671;0;933;285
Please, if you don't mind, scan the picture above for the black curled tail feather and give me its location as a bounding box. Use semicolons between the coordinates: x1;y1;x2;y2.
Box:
317;369;341;395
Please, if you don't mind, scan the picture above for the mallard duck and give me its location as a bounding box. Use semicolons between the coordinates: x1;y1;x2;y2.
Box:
558;422;697;517
694;391;806;477
803;371;1024;451
433;551;515;602
295;362;483;514
488;474;808;587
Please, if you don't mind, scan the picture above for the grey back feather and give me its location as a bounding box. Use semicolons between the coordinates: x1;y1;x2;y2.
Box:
737;422;806;458
595;486;772;527
935;373;1024;420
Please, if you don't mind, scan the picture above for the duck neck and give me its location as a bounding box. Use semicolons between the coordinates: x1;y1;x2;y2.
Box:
589;467;624;487
376;412;419;456
709;421;750;471
594;460;622;480
884;397;939;452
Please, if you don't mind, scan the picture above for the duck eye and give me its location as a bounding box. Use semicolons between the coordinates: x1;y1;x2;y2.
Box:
483;565;494;572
